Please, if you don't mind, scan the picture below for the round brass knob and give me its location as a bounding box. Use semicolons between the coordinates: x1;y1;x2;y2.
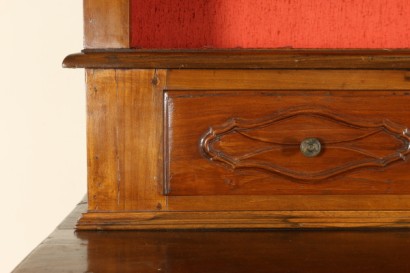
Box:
300;138;322;158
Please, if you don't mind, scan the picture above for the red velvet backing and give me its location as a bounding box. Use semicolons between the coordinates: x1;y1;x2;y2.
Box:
130;0;410;49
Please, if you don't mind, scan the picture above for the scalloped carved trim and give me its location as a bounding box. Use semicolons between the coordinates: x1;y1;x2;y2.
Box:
200;106;410;181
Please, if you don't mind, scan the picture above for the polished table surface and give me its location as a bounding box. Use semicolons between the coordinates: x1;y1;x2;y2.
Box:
13;200;410;273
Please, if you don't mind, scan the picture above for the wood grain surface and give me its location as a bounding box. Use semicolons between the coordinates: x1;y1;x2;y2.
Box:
167;69;410;90
86;69;166;211
84;0;129;48
77;210;410;230
166;195;410;211
12;200;410;273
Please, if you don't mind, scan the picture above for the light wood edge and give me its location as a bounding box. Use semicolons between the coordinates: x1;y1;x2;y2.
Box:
83;0;130;48
165;69;410;90
76;210;410;230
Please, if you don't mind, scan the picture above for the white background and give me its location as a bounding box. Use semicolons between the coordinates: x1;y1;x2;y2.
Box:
0;1;85;272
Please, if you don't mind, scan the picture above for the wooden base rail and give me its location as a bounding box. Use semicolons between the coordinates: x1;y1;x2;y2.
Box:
77;211;410;230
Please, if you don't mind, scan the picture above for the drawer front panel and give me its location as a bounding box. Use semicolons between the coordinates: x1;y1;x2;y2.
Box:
165;90;410;196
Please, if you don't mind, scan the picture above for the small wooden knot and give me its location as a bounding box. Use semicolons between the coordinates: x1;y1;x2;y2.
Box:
152;76;159;86
156;202;163;210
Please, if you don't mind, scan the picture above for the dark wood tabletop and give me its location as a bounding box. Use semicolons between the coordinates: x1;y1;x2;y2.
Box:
12;199;410;273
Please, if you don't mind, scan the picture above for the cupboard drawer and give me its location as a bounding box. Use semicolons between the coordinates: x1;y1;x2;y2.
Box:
165;90;410;196
67;50;410;229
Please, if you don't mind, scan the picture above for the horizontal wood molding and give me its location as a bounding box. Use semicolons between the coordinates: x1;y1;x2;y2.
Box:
63;50;410;69
166;70;410;90
167;195;410;211
77;210;410;230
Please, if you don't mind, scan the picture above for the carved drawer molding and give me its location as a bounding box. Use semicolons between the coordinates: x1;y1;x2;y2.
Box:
166;90;410;196
200;106;410;181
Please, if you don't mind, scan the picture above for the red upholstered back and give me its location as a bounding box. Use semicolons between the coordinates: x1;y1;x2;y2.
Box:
130;0;410;49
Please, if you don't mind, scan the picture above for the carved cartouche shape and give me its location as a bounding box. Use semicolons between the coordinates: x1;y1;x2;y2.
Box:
200;106;410;181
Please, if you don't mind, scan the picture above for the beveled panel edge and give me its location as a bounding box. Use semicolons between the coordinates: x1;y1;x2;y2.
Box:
63;50;410;69
76;210;410;230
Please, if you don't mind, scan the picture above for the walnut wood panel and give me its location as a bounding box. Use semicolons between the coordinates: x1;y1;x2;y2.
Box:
12;201;410;273
84;0;130;48
167;70;410;90
86;70;120;210
77;210;410;230
63;50;410;69
166;90;410;196
86;69;166;211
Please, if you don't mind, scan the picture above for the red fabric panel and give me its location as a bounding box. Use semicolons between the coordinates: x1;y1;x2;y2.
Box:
130;0;410;49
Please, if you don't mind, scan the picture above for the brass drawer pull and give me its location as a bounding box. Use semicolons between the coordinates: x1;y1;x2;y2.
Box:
300;138;322;157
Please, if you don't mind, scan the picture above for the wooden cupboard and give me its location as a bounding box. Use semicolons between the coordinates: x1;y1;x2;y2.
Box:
64;1;410;229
